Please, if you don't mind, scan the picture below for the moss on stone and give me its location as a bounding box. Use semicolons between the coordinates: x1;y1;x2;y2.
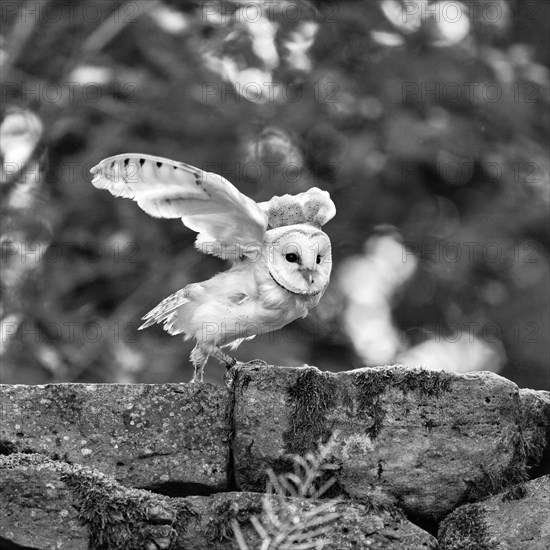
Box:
0;452;50;468
2;453;197;550
353;370;393;439
353;495;404;520
501;482;527;501
63;468;197;549
394;368;454;396
353;367;453;439
464;429;530;503
460;389;548;504
438;503;495;550
63;470;154;549
282;369;337;455
209;499;262;544
522;398;550;469
463;456;529;504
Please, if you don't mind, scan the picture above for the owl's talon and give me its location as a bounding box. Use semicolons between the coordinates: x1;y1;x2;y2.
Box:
225;357;237;370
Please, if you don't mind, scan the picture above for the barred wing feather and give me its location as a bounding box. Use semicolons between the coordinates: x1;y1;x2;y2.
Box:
90;154;268;258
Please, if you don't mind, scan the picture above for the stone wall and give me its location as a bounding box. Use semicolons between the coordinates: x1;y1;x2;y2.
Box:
1;363;549;549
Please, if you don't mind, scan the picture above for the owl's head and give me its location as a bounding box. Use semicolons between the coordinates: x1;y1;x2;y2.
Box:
264;224;332;297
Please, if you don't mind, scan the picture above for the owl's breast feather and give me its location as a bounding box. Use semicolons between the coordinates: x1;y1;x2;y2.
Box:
164;261;321;347
255;262;321;316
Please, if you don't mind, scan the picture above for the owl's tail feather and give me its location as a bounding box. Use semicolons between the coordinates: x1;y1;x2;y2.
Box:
139;287;192;332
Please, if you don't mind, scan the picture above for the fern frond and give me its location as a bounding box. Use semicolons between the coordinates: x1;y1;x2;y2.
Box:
233;432;342;550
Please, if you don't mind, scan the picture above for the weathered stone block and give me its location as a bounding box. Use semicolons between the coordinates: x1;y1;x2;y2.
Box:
0;383;230;491
230;364;546;520
439;475;550;549
0;453;194;550
182;491;438;549
0;454;437;550
1;455;88;549
519;389;550;475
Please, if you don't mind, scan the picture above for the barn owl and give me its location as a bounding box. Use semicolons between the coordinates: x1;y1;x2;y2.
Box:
90;154;335;382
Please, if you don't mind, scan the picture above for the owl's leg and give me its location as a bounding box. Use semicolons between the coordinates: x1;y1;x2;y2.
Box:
190;343;208;383
206;345;237;370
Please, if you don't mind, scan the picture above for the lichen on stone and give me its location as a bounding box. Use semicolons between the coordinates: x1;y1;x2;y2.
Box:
282;369;337;456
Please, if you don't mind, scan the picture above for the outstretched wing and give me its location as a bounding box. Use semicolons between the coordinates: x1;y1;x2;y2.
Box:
90;154;268;259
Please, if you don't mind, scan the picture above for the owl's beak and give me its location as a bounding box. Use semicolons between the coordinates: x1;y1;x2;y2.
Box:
301;271;315;286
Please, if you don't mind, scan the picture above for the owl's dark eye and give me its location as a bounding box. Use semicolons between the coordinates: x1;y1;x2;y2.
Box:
285;253;299;263
316;255;321;264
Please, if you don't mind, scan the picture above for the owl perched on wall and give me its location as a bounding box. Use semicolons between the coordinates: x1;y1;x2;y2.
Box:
91;154;336;382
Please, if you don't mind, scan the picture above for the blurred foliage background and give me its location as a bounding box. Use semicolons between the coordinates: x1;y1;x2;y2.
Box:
1;0;548;389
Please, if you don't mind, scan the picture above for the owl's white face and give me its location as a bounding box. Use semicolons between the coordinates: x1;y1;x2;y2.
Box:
264;225;332;296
